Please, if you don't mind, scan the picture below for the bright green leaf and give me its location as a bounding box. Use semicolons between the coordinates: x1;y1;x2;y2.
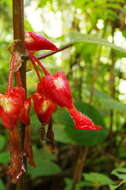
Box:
94;89;126;112
84;172;114;185
0;152;10;163
0;136;6;150
28;147;61;178
112;168;126;181
0;180;6;190
68;32;126;53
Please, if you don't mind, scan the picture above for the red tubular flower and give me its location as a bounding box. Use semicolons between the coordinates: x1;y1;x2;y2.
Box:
37;71;102;130
32;93;56;125
37;71;73;109
68;106;102;130
0;87;25;129
25;32;58;52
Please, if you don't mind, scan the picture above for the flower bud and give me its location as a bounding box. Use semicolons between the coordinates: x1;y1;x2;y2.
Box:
25;32;58;52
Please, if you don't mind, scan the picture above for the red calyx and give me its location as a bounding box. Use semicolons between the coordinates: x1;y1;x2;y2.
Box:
20;98;31;125
25;32;58;52
0;87;25;129
37;71;73;109
68;106;102;130
32;93;56;125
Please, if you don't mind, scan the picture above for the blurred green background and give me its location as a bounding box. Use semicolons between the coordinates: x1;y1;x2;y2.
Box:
1;0;126;189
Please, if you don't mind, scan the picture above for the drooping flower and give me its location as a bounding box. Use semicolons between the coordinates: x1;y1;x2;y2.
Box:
0;87;25;129
37;71;102;130
68;106;102;130
32;93;56;125
25;32;58;53
37;71;73;109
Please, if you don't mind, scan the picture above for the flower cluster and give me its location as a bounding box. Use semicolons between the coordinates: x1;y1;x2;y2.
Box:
0;32;102;183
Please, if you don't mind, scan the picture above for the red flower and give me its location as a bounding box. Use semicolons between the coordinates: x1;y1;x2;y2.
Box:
32;93;56;125
25;32;58;52
37;71;102;130
68;106;102;130
0;87;25;129
37;71;73;109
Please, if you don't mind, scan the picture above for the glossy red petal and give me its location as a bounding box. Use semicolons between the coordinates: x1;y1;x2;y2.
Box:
37;71;73;108
32;93;56;125
8;87;26;101
25;32;58;52
68;106;102;130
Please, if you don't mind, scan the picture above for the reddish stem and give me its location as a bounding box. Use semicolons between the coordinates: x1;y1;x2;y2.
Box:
16;71;22;87
28;53;41;81
7;53;16;93
31;54;50;75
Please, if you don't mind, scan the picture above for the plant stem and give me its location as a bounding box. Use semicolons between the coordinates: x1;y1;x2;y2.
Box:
28;53;41;81
31;55;49;75
12;0;27;189
37;43;73;60
108;25;116;140
71;147;88;190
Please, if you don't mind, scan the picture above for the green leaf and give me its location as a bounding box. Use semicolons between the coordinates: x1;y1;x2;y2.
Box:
94;89;126;112
54;123;76;144
63;102;108;146
0;152;10;163
64;178;73;190
68;32;126;53
64;178;86;190
109;184;121;190
0;136;6;149
28;147;61;178
0;180;6;190
83;172;114;185
112;168;126;181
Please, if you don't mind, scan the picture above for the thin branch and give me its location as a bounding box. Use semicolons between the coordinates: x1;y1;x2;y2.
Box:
37;43;73;60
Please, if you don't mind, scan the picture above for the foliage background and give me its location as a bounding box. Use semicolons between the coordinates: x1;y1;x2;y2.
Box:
1;0;126;189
